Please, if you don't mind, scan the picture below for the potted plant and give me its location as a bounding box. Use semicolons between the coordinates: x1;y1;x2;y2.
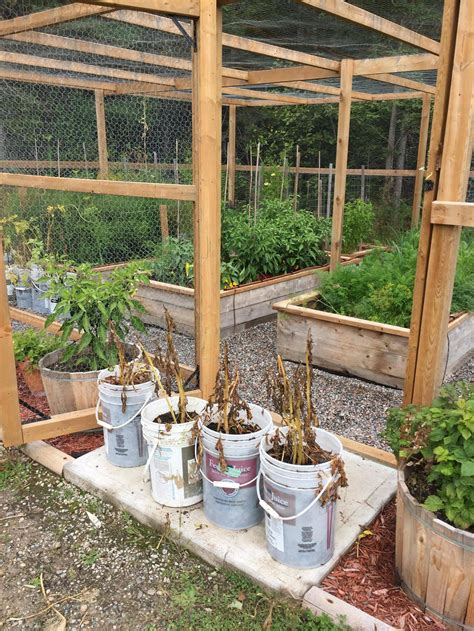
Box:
141;309;207;507
383;383;473;628
259;333;348;568
39;262;150;415
199;343;273;530
13;329;62;396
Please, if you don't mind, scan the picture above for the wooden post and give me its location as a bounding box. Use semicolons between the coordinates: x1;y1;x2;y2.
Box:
411;93;432;227
159;204;169;241
95;89;109;178
193;0;222;398
404;0;473;405
330;59;354;270
0;230;23;447
227;104;236;207
293;145;301;211
327;162;333;218
360;164;365;200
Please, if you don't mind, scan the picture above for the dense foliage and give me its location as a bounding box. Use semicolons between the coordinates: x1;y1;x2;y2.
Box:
45;263;150;371
317;230;474;327
383;382;474;531
342;199;375;254
13;328;62;370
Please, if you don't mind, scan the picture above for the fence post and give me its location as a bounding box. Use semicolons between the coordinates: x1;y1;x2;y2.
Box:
160;204;169;242
411;94;432;228
0;229;23;447
293;145;301;211
95;89;109;178
360;165;365;200
228;104;236;207
327;162;333;218
330;59;353;270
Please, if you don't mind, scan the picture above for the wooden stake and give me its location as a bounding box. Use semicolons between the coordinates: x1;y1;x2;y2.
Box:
280;154;287;201
227;104;236;207
175;139;180;239
56;139;61;177
160;204;169;242
254;141;260;224
0;230;23;447
224;141;229;204
360;164;366;200
411;94;432;227
293;144;301;211
193;0;222;398
405;0;473;405
327;162;333;218
317;151;322;217
330;59;354;270
83;141;89;178
95;89;109;178
248;144;253;214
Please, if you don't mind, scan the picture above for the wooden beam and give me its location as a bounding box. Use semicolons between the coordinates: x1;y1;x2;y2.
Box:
294;0;440;54
411;94;432;227
81;0;199;18
246;66;338;85
227;105;236;206
223;86;314;105
0;173;196;200
406;0;473;405
194;0;222;398
363;73;436;95
105;10;340;72
9;307;81;340
0;3;111;37
0;67;117;92
95;90;109;178
353;54;438;76
0;231;23;448
404;0;462;405
0;51;176;87
8;30;193;73
276;80;372;101
330;59;353;271
21;409;98;443
369;91;425;102
431;201;474;227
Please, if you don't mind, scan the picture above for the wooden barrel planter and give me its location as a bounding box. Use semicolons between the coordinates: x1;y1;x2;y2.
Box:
396;469;474;630
39;349;101;415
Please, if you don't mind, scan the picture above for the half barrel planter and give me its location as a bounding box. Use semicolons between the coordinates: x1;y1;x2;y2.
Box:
273;290;473;388
95;252;371;338
396;468;473;630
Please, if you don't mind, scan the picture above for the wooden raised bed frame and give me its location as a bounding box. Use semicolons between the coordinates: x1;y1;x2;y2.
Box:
96;251;372;338
273;290;473;389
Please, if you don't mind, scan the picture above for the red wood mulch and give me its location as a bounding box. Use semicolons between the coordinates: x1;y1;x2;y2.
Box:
18;368;104;457
321;499;447;630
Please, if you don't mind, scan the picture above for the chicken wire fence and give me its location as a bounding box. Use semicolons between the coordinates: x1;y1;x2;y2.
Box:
0;3;194;266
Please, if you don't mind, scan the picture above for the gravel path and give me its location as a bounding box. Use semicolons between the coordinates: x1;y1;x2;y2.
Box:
141;321;473;449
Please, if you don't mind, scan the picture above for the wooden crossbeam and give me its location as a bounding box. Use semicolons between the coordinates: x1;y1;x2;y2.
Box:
0;51;176;87
81;0;199;18
0;3;111;37
0;173;196;200
353;53;438;75
222;86;315;105
294;0;440;54
0;67;117;91
363;73;436;95
431;201;474;227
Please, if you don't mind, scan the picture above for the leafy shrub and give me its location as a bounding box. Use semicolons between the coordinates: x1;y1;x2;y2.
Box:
46;263;150;371
383;382;474;531
317;230;474;327
150;238;194;288
13;329;62;370
342;199;375;254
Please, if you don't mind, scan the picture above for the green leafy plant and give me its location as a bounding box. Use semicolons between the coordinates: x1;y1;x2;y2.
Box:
318;230;474;327
383;382;474;531
342;198;375;254
45;262;150;371
150;238;194;288
13;329;63;371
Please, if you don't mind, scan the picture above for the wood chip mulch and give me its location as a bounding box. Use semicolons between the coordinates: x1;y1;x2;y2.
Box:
321;499;447;630
18;368;104;457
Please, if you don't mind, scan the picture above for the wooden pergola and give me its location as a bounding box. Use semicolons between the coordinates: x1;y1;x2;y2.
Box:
0;0;472;449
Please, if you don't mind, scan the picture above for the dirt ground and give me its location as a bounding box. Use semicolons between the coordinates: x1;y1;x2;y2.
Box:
0;448;348;631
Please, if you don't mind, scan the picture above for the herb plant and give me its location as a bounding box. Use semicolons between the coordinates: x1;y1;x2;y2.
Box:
342;199;375;254
13;329;62;370
318;230;474;327
45;262;150;371
383;382;474;531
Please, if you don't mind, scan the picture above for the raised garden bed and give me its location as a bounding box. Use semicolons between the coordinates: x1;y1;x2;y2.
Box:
273;290;473;388
95;251;371;338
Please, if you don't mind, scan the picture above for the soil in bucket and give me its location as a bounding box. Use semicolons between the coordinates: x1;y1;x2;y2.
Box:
141;396;207;508
97;364;155;468
259;426;346;569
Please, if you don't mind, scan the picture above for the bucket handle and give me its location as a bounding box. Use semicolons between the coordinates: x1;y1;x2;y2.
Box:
196;441;258;490
96;390;154;432
256;470;337;522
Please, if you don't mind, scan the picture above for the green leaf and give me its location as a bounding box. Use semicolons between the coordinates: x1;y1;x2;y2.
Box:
461;460;474;477
423;495;444;513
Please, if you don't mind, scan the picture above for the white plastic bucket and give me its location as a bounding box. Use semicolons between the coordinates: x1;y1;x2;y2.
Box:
200;404;272;530
97;367;155;468
141;396;207;507
31;280;50;315
15;286;32;309
258;426;343;568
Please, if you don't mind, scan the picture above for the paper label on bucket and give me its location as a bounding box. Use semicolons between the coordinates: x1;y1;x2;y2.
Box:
205;454;257;496
265;515;284;552
263;480;296;526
